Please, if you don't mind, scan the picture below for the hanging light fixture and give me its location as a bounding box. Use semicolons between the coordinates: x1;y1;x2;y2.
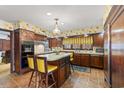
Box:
53;18;61;37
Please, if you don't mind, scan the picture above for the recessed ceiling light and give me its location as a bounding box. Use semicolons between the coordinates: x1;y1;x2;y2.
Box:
46;12;52;16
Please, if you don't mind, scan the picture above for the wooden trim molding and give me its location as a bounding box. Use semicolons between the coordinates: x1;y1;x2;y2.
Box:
104;5;124;27
14;28;47;38
0;28;13;32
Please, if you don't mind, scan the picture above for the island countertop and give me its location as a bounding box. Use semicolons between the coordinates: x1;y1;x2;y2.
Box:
37;52;71;61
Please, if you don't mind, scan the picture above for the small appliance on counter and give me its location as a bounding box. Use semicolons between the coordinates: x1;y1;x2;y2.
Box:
93;47;104;53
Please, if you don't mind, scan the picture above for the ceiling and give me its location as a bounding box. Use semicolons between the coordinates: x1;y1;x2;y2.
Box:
0;5;105;32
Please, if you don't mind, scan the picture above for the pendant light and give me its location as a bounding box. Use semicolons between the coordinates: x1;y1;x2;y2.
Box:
53;18;61;37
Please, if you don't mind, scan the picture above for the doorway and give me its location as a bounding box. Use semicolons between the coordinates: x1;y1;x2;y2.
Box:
0;30;11;77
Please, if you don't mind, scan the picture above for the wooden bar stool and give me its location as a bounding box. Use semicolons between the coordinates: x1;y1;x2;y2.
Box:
70;52;74;72
27;55;38;87
36;56;57;88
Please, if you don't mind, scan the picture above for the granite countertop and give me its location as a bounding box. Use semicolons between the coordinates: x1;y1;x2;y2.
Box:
74;51;104;55
63;50;104;55
37;52;71;61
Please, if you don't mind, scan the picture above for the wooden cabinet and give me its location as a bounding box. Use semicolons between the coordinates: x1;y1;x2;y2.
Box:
59;65;66;85
72;53;103;68
51;39;55;47
52;39;58;47
49;38;57;48
65;63;70;79
49;38;62;48
80;54;90;67
111;6;124;88
48;56;71;87
58;57;71;87
73;53;80;65
0;39;10;51
2;40;10;51
14;29;47;74
20;29;47;41
73;53;90;67
93;33;104;47
0;39;2;50
90;55;103;69
104;6;124;87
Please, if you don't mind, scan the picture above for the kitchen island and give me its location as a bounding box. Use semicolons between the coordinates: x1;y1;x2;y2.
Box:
37;52;71;87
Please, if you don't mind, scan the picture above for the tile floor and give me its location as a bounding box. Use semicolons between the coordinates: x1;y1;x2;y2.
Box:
0;66;108;88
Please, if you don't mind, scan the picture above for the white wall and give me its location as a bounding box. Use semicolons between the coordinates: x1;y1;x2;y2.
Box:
0;30;10;40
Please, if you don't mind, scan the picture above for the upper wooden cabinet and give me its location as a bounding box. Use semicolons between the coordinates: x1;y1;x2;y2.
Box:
14;29;47;74
2;39;10;51
0;39;10;51
93;33;104;47
19;29;47;41
49;38;62;48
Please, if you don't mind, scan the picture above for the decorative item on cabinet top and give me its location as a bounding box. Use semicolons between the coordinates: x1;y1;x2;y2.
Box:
13;20;51;37
60;25;103;37
0;20;14;31
0;19;104;38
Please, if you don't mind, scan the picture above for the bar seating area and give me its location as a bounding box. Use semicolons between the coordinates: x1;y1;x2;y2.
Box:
27;55;58;88
27;55;37;87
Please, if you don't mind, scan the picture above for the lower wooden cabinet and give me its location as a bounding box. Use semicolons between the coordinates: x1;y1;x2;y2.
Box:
72;53;80;65
49;56;71;87
65;63;70;79
72;53;103;68
59;65;66;85
90;55;103;69
80;54;90;67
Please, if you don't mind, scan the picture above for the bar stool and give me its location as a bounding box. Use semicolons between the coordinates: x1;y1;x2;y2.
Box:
70;52;74;72
36;56;57;88
27;55;38;87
